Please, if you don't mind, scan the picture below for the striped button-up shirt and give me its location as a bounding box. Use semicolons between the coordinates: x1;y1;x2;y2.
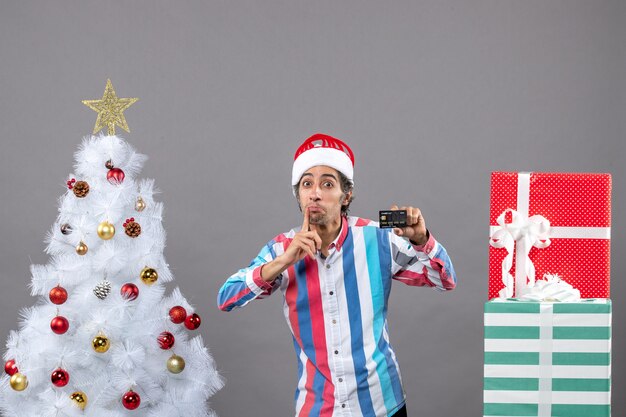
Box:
218;216;457;417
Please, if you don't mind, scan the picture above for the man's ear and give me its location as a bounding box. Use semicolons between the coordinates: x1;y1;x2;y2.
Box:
342;191;353;206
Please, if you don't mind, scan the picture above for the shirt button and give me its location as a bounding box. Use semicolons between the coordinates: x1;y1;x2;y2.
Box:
338;378;343;382
341;404;346;408
332;320;337;324
334;350;339;354
326;264;331;269
329;291;334;295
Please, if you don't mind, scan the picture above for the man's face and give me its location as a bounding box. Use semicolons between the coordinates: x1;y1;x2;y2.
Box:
297;166;348;226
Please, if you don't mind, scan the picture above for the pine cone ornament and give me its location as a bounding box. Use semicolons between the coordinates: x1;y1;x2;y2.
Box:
72;181;90;198
123;218;141;238
93;279;112;300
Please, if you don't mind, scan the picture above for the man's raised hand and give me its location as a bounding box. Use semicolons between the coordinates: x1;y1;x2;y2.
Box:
282;207;322;265
390;204;428;245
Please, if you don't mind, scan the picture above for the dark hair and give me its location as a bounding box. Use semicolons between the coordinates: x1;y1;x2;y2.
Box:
293;171;354;216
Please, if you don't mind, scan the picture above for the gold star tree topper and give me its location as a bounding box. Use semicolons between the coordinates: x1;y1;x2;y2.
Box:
83;79;138;135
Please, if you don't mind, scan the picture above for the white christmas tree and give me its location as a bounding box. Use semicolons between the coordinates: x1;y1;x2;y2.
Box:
0;81;223;417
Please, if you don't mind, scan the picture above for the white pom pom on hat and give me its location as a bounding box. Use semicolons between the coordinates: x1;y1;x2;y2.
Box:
291;133;355;191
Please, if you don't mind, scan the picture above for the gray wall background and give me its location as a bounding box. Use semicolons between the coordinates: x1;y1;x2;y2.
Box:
1;1;624;416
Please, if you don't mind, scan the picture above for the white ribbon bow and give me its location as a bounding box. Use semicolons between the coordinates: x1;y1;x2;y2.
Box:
490;208;551;298
517;273;581;302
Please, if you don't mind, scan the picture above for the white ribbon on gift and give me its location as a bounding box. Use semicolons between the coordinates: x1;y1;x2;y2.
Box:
517;273;581;302
538;302;554;417
489;172;611;298
490;208;551;298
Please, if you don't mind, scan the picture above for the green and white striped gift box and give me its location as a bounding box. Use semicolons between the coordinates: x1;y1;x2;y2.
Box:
484;299;611;417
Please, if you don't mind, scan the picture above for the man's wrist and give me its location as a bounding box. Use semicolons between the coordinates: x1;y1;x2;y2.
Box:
260;255;290;282
409;230;430;246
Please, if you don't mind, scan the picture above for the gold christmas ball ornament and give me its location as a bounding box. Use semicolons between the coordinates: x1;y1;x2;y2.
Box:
70;391;88;410
76;241;88;255
97;221;115;240
92;334;110;353
135;196;146;212
167;354;186;374
140;267;158;285
9;373;28;391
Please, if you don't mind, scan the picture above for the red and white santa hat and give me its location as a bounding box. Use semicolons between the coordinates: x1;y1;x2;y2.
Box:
292;133;355;190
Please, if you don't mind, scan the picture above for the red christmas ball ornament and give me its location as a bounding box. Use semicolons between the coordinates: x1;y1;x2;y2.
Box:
122;390;141;410
50;316;69;335
157;332;175;350
120;283;139;301
51;368;70;387
4;359;18;376
49;286;68;305
107;168;125;185
169;306;187;324
184;313;202;330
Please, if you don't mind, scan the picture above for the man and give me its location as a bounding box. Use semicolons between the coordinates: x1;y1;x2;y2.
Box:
218;134;457;417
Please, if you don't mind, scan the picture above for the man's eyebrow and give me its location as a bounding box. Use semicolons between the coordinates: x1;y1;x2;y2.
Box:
300;173;338;181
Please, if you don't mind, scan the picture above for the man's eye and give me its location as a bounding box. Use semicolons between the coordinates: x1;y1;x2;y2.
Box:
324;182;333;187
302;181;312;187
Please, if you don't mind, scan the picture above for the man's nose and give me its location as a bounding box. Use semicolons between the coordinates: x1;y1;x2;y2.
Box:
308;187;321;200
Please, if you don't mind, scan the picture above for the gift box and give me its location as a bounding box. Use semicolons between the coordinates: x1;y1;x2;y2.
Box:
484;299;611;417
489;172;611;299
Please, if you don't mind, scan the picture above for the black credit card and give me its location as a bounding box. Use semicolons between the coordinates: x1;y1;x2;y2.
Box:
379;210;407;228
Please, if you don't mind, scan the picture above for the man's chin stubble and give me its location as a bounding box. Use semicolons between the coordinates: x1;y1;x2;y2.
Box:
310;215;327;225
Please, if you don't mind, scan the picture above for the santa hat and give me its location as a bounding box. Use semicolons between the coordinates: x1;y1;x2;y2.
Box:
292;134;355;190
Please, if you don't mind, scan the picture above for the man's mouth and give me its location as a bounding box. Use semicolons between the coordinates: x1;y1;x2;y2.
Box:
308;206;323;213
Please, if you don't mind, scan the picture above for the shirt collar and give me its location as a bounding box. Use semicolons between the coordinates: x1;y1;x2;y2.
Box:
328;215;349;252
